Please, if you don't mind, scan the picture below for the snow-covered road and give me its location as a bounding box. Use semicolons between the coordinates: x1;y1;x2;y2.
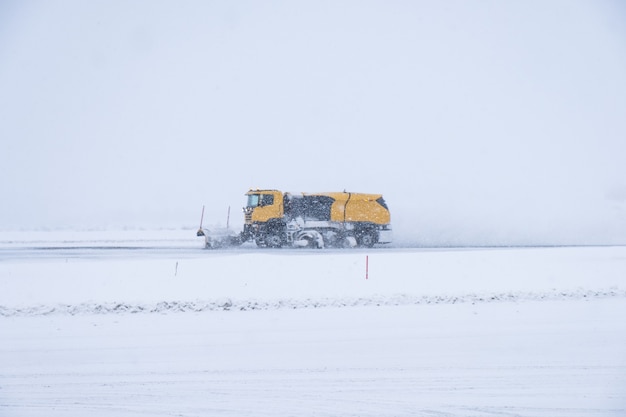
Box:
1;230;625;416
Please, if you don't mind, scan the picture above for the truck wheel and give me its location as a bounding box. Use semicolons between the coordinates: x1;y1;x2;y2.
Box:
304;236;320;249
264;234;283;248
342;236;357;248
357;231;376;248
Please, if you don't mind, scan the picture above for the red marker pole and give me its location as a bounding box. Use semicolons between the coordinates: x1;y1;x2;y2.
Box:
366;255;369;280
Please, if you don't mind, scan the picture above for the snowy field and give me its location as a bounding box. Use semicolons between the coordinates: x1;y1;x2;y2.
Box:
1;230;626;417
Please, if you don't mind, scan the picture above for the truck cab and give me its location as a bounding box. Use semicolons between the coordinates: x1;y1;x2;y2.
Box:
242;190;286;247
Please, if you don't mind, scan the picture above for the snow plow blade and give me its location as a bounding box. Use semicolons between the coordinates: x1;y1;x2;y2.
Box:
196;228;242;249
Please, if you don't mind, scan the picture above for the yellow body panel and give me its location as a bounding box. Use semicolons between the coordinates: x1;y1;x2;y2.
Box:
245;190;391;225
309;192;390;225
245;189;390;226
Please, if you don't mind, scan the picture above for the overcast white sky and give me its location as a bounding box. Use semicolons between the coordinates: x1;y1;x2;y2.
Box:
1;1;625;245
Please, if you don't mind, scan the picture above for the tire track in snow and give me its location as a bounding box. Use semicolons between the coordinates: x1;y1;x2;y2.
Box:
1;288;625;317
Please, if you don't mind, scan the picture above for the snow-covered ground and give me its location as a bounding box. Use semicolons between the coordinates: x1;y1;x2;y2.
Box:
1;230;625;416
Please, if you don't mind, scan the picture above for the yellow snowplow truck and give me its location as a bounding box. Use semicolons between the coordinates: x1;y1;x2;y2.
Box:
197;189;392;248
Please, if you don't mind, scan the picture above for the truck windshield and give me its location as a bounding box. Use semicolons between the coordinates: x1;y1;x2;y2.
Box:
247;194;260;207
247;193;274;207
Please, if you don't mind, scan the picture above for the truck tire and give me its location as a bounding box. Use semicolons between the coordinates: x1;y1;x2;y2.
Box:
257;220;286;248
264;233;283;248
304;236;322;249
356;231;376;248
